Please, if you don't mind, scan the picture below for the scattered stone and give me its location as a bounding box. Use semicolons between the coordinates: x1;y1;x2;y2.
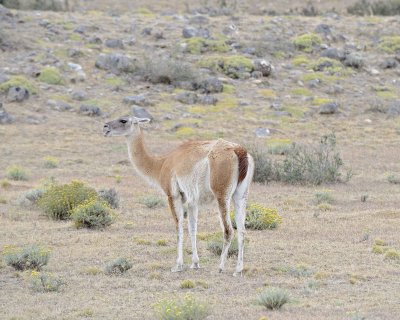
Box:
105;39;124;49
80;105;101;116
313;58;336;71
367;68;380;76
39;19;50;27
251;71;263;78
132;106;153;120
387;101;400;117
153;31;165;40
7;87;29;102
315;24;331;36
176;91;198;104
141;27;152;36
88;36;102;44
47;99;72;111
198;77;223;94
379;58;398;69
343;52;364;69
189;15;209;25
320;48;345;61
95;53;134;74
0;103;14;124
319;102;339;114
255;127;270;137
182;26;210;39
198;95;218;105
274;111;292;117
307;79;321;88
253;59;272;77
25;115;44;125
326;85;344;95
67;62;82;72
67;48;83;58
270;101;282;111
71;90;87;101
123;95;148;106
242;47;256;55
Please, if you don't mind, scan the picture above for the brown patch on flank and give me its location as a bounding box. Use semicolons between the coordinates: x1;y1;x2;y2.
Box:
234;147;248;184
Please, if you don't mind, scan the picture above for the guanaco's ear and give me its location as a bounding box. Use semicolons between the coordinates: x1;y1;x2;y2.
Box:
134;117;151;124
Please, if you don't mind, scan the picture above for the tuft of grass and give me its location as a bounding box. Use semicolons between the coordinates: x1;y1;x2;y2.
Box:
315;190;334;204
176;126;197;138
231;203;282;230
98;188;120;209
348;0;400;16
388;174;400;184
21;188;45;205
71;199;114;229
198;55;254;79
247;143;275;183
183;37;229;54
1;179;11;188
6;165;28;181
267;139;292;155
38;180;98;220
292;55;311;66
257;287;290;310
379;36;400;53
105;257;132;275
384;249;400;260
206;232;239;257
0;75;38;94
38;67;63;85
156;239;168;246
180;279;196;289
310;57;343;72
138;195;165;208
43;156;59;169
84;267;101;275
154;294;209;320
29;271;63;292
293;33;321;53
3;245;50;271
291;87;312;96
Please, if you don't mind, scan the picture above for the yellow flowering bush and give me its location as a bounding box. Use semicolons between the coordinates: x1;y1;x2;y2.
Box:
154;294;209;320
30;271;63;292
231;203;282;230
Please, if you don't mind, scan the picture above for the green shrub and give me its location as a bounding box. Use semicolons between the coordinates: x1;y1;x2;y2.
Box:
19;188;45;206
257;287;290;310
388;174;400;184
105;257;132;275
98;188;120;209
6;165;28;181
247;143;275;183
379;36;400;53
71;199;114;229
384;249;400;260
183;37;229;54
29;271;63;292
315;190;334;204
277;134;350;185
198;55;254;79
231;203;282;230
347;0;400;16
206;233;238;257
38;67;63;85
38;181;97;220
293;33;321;53
43;156;59;168
2;0;69;11
180;279;196;289
154;294;209;320
3;245;50;271
138;195;165;208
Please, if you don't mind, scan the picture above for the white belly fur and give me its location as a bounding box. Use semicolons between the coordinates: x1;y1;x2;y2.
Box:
176;158;215;205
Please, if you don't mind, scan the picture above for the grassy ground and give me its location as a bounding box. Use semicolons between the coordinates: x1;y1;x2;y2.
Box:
1;1;400;319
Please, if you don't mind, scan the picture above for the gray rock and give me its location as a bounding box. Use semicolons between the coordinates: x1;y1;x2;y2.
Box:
253;59;272;77
387;101;400;117
242;47;256;55
320;48;345;61
307;79;321;88
0;103;14;124
198;95;218;105
67;48;83;57
189;15;209;25
326;85;344;95
123;95;148;106
182;26;210;39
95;54;134;74
176;91;198;104
379;58;398;69
199;77;223;94
88;36;102;44
270;102;282;111
274;111;292;117
319;102;339;114
105;39;124;49
315;24;331;36
251;71;263;78
343;52;364;69
255;127;270;137
71;90;87;101
132;106;153;120
80;105;101;116
141;27;152;35
7;87;29;102
47;99;72;111
312;58;336;71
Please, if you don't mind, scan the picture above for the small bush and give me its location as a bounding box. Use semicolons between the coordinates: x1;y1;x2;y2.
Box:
6;165;28;181
180;279;196;289
0;75;38;94
71;200;114;229
138;195;165;208
384;249;400;260
347;0;400;16
43;156;59;168
18;188;45;206
257;287;290;310
137;56;199;85
231;203;282;230
38;181;97;220
3;245;50;271
379;36;400;53
154;294;209;320
38;67;63;85
247;143;275;183
293;33;321;53
1;179;11;188
198;55;254;79
30;271;63;292
98;188;120;209
207;233;238;257
105;257;132;275
156;239;168;246
315;190;334;204
388;174;400;184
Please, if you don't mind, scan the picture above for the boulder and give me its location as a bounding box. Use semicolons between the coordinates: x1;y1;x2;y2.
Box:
319;102;339;114
7;86;29;102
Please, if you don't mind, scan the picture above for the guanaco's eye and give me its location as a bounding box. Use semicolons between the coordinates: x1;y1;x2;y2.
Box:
120;119;127;124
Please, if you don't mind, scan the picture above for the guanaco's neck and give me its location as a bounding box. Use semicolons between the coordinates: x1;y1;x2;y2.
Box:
126;131;164;185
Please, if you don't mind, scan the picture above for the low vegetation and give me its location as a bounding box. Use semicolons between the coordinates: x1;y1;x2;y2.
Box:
43;156;59;168
104;257;132;275
3;245;50;271
293;33;321;53
154;294;209;320
138;195;165;208
231;203;282;230
0;75;38;94
71;199;114;229
38;67;63;85
198;55;254;78
206;233;239;257
98;188;120;209
347;0;400;16
29;271;63;292
257;287;290;310
180;279;196;289
6;165;28;181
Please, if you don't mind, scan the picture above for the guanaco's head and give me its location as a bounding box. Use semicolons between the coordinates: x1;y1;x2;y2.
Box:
103;116;150;137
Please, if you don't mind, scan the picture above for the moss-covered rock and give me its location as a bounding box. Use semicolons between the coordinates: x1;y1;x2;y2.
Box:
38;67;63;85
183;37;229;54
293;33;322;53
198;55;254;79
0;76;38;94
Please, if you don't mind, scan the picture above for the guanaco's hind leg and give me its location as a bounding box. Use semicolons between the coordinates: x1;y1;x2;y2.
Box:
167;195;185;272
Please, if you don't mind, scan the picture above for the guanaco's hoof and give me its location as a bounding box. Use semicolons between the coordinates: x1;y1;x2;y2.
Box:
233;271;243;277
190;263;201;269
171;265;184;273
